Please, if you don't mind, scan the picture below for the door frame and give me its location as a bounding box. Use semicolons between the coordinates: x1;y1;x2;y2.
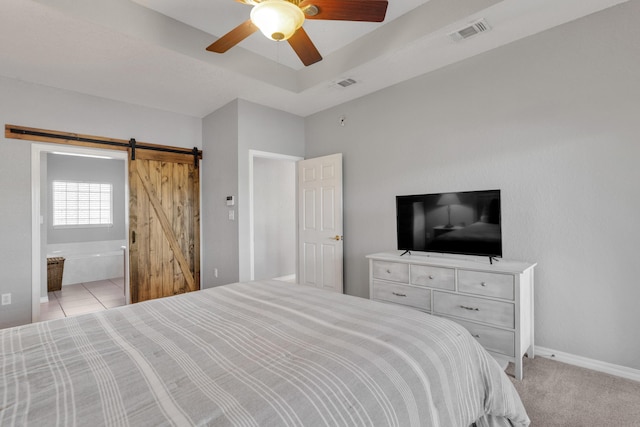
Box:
248;150;303;281
30;143;129;322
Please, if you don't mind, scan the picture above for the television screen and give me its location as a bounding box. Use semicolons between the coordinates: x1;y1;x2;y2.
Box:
396;190;502;257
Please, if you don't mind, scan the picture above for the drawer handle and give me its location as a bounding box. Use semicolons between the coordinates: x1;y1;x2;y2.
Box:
428;275;434;280
392;292;407;297
480;282;487;287
460;305;479;311
472;334;480;338
386;269;391;274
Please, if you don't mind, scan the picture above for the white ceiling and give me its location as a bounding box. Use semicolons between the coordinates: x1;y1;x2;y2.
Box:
131;0;428;70
0;0;628;118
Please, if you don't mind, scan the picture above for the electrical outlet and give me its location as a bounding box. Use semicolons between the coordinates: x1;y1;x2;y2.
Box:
1;293;11;305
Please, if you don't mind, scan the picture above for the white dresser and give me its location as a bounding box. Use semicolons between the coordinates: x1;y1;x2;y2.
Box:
367;252;536;380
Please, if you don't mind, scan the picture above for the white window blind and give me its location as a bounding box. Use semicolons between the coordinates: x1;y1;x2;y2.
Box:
53;181;113;227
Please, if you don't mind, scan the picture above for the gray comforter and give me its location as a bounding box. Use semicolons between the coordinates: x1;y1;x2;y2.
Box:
0;280;529;426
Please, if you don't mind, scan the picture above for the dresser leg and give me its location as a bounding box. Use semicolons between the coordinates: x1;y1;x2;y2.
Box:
527;344;535;359
515;359;523;380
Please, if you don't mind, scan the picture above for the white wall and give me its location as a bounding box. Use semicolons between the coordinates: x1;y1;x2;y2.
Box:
0;76;201;329
305;2;640;371
253;157;296;280
39;153;48;300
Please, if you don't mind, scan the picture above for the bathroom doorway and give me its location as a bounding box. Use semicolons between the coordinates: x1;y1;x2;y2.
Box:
249;150;301;282
32;143;129;322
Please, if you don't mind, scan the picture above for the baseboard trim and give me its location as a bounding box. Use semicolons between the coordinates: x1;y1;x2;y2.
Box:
536;346;640;383
40;296;48;303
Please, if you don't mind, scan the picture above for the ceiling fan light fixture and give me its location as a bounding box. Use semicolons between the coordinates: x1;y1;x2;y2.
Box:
250;0;305;41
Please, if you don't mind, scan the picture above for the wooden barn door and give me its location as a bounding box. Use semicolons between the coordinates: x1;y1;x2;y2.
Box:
129;150;200;303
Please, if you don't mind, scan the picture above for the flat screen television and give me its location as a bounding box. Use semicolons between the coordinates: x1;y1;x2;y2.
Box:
396;189;502;258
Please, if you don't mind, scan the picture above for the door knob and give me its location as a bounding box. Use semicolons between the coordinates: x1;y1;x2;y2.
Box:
331;235;343;241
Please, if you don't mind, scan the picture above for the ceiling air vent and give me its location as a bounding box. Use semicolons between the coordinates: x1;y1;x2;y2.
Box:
336;78;357;88
448;19;491;42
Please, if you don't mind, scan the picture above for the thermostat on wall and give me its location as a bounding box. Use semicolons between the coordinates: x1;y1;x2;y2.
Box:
226;196;235;206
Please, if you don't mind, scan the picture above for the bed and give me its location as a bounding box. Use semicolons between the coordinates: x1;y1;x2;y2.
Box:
0;280;529;426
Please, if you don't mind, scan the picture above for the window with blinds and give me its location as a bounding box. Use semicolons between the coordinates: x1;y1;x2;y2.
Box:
52;180;113;227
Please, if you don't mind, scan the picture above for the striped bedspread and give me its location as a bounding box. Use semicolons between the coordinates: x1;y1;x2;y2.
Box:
1;280;529;426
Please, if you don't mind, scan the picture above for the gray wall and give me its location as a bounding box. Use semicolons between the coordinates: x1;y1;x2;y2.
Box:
0;141;31;328
2;0;637;376
305;1;640;371
253;157;296;280
202;100;240;288
202;99;305;287
237;100;305;281
0;75;201;329
47;153;126;244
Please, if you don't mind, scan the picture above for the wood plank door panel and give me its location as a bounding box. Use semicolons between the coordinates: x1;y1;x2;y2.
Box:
129;153;200;303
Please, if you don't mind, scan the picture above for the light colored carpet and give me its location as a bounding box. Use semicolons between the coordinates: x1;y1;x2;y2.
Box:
506;356;640;426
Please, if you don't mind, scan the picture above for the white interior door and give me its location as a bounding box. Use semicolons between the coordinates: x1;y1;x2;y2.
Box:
297;153;343;293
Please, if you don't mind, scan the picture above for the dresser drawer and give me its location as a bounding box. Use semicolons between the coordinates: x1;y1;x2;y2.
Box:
433;292;514;328
410;265;455;290
372;261;409;283
372;280;430;311
459;270;514;300
446;317;515;357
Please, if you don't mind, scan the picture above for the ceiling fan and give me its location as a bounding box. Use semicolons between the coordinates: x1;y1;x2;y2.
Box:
206;0;389;66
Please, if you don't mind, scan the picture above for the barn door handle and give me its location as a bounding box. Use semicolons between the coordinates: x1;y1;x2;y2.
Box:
132;230;136;244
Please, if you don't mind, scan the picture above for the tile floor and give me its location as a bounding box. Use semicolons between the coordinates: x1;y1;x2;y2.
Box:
40;277;126;321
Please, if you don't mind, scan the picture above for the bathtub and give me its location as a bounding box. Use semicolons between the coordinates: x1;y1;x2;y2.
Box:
47;240;126;286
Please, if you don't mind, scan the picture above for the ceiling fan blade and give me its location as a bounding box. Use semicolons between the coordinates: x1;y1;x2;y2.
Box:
206;20;258;53
288;28;322;66
300;0;388;22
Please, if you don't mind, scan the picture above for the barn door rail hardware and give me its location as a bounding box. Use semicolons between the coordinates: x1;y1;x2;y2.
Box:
5;124;203;167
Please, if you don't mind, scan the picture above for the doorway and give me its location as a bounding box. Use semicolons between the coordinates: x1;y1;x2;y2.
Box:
249;150;302;282
31;143;129;322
